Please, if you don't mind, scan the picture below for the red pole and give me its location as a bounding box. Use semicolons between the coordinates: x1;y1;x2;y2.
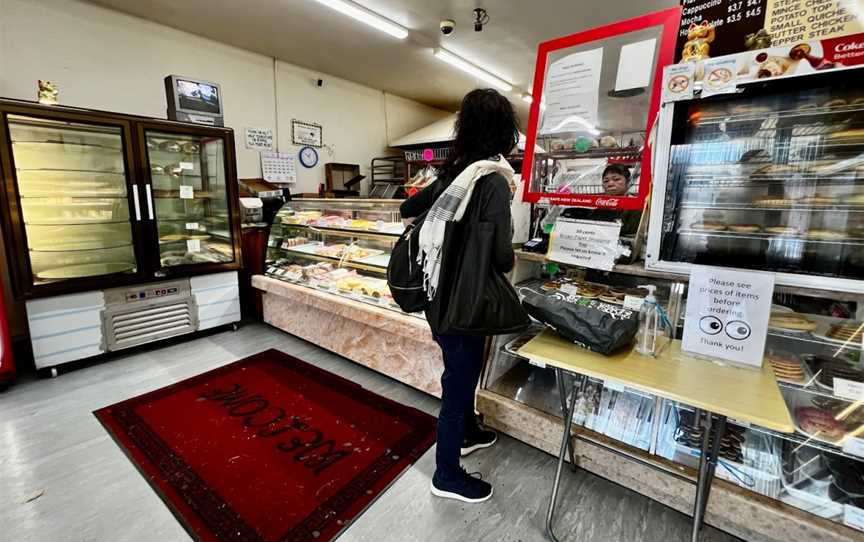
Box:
0;276;15;387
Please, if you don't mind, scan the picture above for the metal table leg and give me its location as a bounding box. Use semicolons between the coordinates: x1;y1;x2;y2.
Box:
546;368;579;542
556;371;579;472
691;412;727;542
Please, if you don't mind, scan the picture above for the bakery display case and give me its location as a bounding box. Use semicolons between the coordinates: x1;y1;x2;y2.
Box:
142;129;236;268
0;99;242;371
648;68;864;293
264;199;404;313
254;198;442;397
480;248;864;539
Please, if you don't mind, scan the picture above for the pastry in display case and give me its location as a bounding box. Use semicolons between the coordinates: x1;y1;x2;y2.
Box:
264;199;408;314
648;68;864;293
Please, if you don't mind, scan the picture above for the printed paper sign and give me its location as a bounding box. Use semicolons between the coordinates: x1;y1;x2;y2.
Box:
615;38;657;92
179;162;194;171
682;266;775;367
540;48;603;134
186;239;201;253
245;127;273;151
834;378;864;402
662;63;696;103
701;57;738;97
623;295;645;311
547;218;626;272
185;222;199;231
179;185;194;199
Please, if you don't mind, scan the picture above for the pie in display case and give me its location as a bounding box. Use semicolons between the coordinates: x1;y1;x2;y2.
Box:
264;199;408;314
648;69;864;293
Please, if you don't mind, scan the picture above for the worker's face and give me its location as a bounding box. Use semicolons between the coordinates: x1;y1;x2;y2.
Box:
602;173;629;196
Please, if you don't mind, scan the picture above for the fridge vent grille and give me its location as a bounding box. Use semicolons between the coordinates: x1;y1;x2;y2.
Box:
107;300;195;350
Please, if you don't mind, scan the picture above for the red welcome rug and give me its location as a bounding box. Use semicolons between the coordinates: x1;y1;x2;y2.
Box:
94;349;437;542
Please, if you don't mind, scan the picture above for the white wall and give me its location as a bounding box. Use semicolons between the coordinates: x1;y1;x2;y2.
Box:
0;0;450;193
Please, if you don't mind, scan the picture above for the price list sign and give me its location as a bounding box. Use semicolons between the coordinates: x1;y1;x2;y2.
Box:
677;0;863;60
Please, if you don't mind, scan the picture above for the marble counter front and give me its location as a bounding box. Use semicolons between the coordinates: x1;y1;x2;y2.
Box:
253;275;443;397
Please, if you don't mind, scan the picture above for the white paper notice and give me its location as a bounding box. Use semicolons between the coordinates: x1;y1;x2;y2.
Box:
179;185;194;199
615;39;657;92
179;162;194;171
547;218;624;271
185;222;199;231
540;48;603;135
701;57;738;97
834;378;864;402
662;63;696;103
682;266;775;368
186;239;201;253
245;127;273;151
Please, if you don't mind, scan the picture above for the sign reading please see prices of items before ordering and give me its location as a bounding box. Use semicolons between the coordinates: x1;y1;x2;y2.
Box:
682;266;775;368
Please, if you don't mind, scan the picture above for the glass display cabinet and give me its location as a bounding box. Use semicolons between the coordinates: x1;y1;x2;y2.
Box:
648;64;864;294
265;199;408;314
0;99;242;299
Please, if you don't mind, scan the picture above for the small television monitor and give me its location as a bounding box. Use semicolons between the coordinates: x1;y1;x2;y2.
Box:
164;75;224;126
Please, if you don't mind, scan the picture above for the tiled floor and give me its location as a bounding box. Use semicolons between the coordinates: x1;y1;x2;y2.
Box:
0;323;740;541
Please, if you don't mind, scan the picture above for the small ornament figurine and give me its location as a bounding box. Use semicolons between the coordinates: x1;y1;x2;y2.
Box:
745;29;773;51
37;80;59;105
681;21;715;62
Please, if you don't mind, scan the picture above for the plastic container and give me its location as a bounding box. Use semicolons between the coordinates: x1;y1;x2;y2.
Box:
636;285;660;356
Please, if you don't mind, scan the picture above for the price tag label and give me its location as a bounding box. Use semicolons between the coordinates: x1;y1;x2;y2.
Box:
528;359;547;369
834;378;864;402
185;222;199;231
623;295;645;311
844;504;864;532
179;162;195;171
179;185;194;199
560;283;580;296
843;436;864;459
186;239;201;253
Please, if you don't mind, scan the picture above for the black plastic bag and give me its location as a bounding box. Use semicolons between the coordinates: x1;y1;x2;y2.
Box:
521;290;639;355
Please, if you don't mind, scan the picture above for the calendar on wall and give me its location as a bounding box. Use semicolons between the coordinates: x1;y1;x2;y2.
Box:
261;151;296;184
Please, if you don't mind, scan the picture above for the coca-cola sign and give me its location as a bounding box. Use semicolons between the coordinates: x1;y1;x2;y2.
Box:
836;41;864;53
594;198;621;208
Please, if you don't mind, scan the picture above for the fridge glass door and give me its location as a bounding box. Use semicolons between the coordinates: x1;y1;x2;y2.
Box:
659;78;864;281
8;114;137;286
145;130;234;268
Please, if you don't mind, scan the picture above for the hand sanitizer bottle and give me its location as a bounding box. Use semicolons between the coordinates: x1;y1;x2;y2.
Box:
636;285;659;356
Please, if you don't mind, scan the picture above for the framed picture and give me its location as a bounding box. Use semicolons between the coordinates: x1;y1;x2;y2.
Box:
291;120;323;148
521;7;681;210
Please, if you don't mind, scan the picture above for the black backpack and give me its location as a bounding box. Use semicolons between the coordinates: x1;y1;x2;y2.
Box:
386;212;429;313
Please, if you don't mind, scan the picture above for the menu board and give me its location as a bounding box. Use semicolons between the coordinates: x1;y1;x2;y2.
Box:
677;0;863;60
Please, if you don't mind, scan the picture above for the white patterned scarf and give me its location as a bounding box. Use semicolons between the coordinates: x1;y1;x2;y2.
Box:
417;156;514;300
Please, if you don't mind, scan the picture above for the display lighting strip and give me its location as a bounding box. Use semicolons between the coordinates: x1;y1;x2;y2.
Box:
311;0;409;40
433;48;513;92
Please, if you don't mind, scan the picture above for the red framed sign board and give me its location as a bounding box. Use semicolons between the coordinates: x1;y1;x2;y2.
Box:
521;7;682;210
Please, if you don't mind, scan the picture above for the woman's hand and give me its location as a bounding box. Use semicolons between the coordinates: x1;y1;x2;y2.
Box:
402;217;416;227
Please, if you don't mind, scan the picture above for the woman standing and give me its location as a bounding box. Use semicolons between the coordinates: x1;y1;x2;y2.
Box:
400;88;522;503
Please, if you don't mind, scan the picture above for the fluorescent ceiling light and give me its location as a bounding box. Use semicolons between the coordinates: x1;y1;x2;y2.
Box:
433;49;513;92
311;0;408;39
521;93;533;104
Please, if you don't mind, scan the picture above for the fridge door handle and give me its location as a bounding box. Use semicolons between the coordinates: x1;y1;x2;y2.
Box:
145;185;154;220
131;184;142;221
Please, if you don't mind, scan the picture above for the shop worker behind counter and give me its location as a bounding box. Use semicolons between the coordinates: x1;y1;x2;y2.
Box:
400;88;526;504
561;164;641;235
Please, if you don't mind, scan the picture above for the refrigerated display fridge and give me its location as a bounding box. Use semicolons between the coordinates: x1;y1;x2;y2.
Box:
0;99;243;372
647;41;864;294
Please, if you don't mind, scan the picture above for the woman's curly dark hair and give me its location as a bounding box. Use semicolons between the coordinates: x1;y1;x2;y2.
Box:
441;88;519;181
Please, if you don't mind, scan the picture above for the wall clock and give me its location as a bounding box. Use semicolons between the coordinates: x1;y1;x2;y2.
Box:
299;146;318;168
